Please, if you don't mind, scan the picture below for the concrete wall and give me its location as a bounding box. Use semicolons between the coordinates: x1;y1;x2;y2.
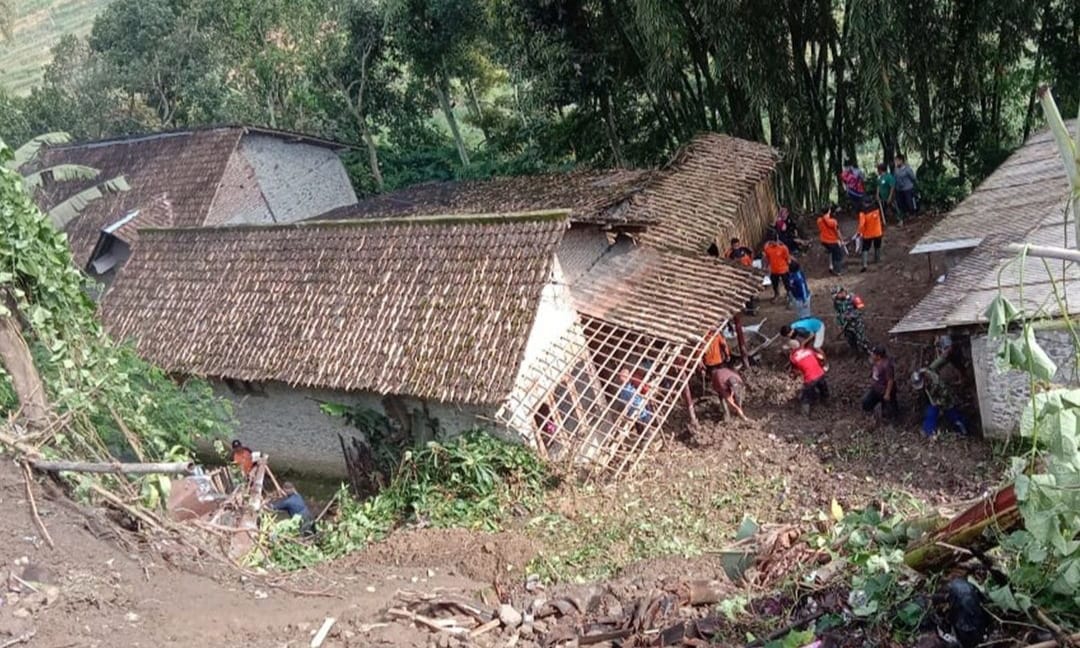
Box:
972;329;1079;438
232;135;357;225
499;259;584;445
206;146;273;226
216;380;496;477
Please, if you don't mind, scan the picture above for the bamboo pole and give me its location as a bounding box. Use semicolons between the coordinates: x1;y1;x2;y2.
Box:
1006;243;1080;263
29;460;196;475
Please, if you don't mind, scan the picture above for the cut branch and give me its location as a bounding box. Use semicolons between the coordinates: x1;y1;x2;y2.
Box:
30;460;196;475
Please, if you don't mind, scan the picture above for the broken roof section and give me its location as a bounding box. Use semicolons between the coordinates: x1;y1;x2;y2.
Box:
32;126;351;268
101;211;569;405
908;123;1073;255
893;124;1076;334
319;132;780;255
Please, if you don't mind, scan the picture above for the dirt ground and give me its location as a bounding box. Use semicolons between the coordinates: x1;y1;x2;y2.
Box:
0;212;1007;647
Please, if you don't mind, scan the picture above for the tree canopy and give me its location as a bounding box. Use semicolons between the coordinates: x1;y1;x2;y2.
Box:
1;0;1077;207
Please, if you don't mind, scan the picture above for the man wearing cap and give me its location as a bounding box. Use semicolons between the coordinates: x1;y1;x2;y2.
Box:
862;345;898;421
832;286;870;354
787;339;829;416
912;368;969;438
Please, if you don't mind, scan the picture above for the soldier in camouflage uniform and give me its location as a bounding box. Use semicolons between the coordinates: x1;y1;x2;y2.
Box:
911;368;969;438
831;286;870;354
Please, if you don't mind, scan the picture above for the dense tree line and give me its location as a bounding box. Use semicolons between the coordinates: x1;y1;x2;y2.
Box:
1;0;1078;206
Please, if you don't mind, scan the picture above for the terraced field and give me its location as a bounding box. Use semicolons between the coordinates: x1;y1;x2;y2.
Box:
1;0;110;95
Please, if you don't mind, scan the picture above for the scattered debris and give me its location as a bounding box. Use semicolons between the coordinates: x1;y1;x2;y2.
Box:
310;617;336;648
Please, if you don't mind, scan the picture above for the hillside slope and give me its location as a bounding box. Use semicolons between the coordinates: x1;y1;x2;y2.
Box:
1;0;110;95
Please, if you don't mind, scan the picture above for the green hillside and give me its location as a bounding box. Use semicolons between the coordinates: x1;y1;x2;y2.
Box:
1;0;111;95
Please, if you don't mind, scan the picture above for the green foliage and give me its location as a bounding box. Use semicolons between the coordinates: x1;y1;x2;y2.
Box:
915;162;970;211
261;430;552;570
764;628;815;648
0;140;231;468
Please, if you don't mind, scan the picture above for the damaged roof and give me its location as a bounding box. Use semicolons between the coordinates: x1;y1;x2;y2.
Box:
101;211;569;405
571;244;763;342
893;124;1076;334
33;126;347;268
320;133;779;254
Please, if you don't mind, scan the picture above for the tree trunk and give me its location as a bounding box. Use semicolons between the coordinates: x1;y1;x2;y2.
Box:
0;315;48;432
360;119;384;191
435;74;470;167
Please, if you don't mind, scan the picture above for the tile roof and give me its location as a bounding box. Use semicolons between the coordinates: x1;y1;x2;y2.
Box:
107;193;175;246
630;133;780;253
892;124;1076;334
318;133;780;255
101;212;569;405
909;123;1074;254
35;129;244;267
319;168;655;226
571;243;764;342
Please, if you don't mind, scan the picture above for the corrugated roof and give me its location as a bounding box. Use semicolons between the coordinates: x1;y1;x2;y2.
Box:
893;124;1077;334
318;133;779;255
101;212;569;405
910;122;1074;253
571;244;764;342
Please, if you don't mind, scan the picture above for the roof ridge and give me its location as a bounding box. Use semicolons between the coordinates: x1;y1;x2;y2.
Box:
141;209;572;233
47;124;348;152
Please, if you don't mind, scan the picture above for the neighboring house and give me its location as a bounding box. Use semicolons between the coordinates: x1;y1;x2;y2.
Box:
101;212;762;478
319;132;781;256
893;123;1078;438
32;126;358;288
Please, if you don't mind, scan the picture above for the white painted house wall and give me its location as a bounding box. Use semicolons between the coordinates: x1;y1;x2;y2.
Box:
971;329;1079;438
216;381;498;477
233;135;357;225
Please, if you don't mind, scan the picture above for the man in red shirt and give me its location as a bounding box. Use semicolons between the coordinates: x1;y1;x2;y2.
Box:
787;339;829;416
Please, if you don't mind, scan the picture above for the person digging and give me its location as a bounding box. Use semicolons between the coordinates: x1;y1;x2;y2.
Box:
709;365;748;421
911;368;969;439
786;339;829;416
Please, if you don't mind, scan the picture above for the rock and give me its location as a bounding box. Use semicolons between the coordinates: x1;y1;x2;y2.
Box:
125;612;140;623
20;563;55;585
43;585;60;607
436;632;453;648
532;620;548;635
253;589;268;599
365;585;376;593
427;569;435;578
499;604;523;628
12;608;30;619
520;623;534;639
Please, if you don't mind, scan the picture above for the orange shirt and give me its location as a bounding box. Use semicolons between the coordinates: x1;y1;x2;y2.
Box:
703;334;730;367
762;241;791;274
232;447;253;475
817;212;840;244
857;208;883;239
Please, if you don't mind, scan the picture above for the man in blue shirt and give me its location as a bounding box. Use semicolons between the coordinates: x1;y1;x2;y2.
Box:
782;317;826;350
269;482;315;535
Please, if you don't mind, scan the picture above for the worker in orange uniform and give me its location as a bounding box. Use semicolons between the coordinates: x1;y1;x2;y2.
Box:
817;206;845;275
703;331;732;374
856;198;885;271
762;233;791;302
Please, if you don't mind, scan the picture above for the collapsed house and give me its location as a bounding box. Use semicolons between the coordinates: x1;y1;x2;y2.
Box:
100;131;779;478
32;126;357;289
892;122;1079;438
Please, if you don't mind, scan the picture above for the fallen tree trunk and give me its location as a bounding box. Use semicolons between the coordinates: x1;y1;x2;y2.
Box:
30;460;196;476
0;314;49;432
904;484;1020;572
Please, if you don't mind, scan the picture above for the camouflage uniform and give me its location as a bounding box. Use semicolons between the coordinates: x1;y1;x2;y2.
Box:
833;294;870;353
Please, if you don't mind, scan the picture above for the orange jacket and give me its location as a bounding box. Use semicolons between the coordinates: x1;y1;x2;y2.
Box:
817;212;840;244
762;241;791;274
858;208;884;239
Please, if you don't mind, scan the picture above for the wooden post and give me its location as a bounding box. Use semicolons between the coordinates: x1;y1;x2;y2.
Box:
733;314;750;369
926;253;933;283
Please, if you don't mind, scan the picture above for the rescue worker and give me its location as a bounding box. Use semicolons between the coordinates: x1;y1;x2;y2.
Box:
911;368;969;438
856;198;885;270
832;286;870;354
762;233;791;301
703;331;732;372
787;339;829;416
269;481;316;536
781;317;826;350
817;207;845;275
930;334;966;374
710;366;748;421
725;238;754;267
862;345;898;421
230;439;254;476
786;260;811;319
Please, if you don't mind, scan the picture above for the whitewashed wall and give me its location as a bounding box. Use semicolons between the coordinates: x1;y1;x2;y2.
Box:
215;381;496;477
972;329;1079;438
